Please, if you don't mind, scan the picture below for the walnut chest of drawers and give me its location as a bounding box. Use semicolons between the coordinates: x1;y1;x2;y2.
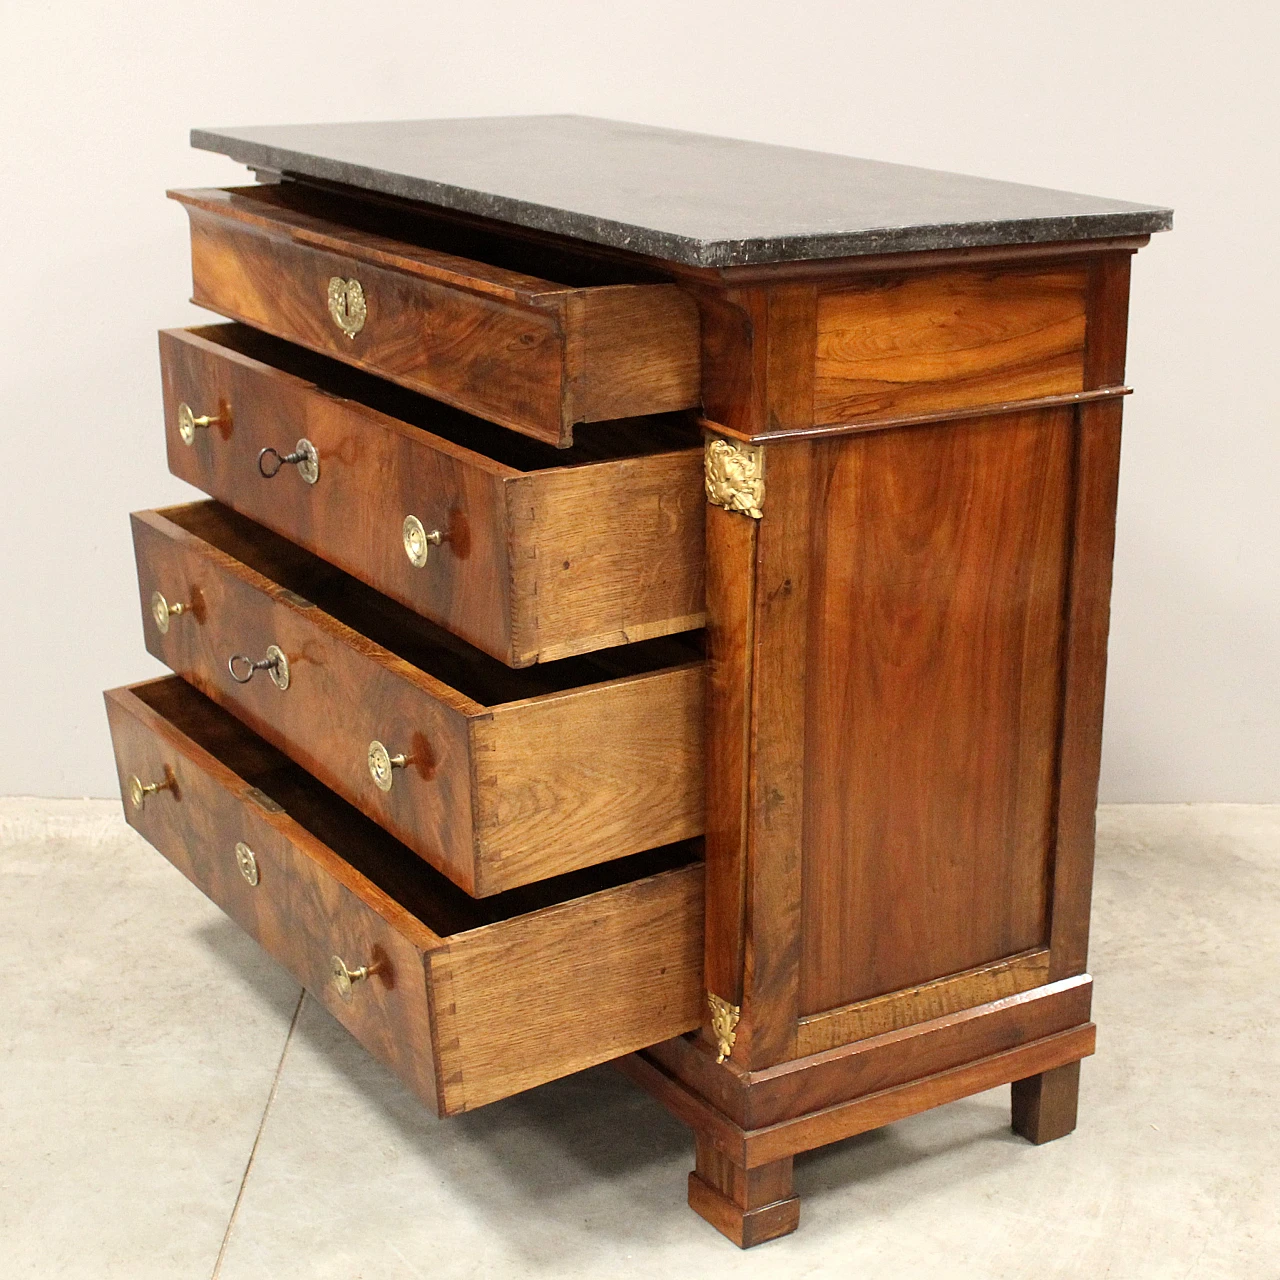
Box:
106;115;1170;1247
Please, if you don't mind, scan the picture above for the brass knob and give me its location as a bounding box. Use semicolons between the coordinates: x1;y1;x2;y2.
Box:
177;401;225;445
128;771;173;810
368;740;408;792
150;590;187;635
234;841;260;887
327;276;367;338
258;438;319;485
402;515;442;567
227;645;290;690
331;954;376;1001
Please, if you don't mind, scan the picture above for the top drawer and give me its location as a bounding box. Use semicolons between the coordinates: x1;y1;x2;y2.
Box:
170;184;702;446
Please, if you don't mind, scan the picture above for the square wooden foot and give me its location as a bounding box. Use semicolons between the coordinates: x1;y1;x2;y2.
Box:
688;1138;800;1247
1011;1058;1081;1144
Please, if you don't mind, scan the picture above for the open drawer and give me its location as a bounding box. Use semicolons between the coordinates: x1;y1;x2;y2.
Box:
132;502;705;897
160;323;706;667
105;678;704;1115
169;184;702;446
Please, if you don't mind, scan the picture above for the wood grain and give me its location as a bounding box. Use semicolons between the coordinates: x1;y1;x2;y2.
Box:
106;677;705;1117
435;862;704;1113
106;678;444;1110
1011;1059;1082;1144
172;187;701;445
504;446;706;665
621;1020;1095;1170
1049;399;1124;979
645;974;1091;1129
795;948;1051;1054
801;408;1073;1012
132;502;705;895
160;324;705;666
471;663;706;889
701;500;757;1009
814;267;1087;426
741;1024;1095;1167
689;1138;799;1247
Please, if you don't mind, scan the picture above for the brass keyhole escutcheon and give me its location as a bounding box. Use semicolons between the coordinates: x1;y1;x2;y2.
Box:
150;590;187;635
128;770;173;811
177;402;226;446
368;740;409;792
234;841;260;887
402;515;442;568
327;276;367;338
331;954;378;1001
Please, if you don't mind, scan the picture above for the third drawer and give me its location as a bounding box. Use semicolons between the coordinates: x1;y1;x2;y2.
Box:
161;323;706;668
133;500;706;897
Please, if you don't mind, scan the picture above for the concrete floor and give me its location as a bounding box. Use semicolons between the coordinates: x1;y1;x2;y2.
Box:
1;800;1276;1279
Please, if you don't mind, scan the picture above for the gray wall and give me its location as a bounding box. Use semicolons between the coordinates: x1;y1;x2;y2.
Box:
2;0;1274;800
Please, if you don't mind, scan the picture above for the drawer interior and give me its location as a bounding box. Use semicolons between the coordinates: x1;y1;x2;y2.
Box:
160;501;704;710
223;180;666;292
132;676;700;937
193;321;702;469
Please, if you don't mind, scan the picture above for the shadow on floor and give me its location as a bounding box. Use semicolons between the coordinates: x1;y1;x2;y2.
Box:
195;915;1033;1255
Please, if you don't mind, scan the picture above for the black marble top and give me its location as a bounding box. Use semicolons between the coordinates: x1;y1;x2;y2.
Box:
191;115;1172;269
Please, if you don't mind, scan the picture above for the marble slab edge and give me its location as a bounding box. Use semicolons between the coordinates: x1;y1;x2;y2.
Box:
190;128;1173;270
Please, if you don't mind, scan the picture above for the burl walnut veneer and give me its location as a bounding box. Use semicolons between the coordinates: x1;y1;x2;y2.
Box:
107;117;1169;1248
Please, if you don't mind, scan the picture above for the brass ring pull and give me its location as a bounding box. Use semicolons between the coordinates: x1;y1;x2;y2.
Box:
331;954;379;1001
228;645;290;690
258;438;320;485
368;740;409;792
128;771;173;810
177;401;226;445
402;515;442;567
150;590;188;635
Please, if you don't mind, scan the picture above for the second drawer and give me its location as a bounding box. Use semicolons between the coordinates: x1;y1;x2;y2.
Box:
161;324;707;668
134;501;705;896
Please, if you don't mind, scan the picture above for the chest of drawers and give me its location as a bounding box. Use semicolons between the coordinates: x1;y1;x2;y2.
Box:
105;115;1170;1247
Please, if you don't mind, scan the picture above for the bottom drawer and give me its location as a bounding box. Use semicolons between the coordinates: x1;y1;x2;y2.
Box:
105;677;704;1115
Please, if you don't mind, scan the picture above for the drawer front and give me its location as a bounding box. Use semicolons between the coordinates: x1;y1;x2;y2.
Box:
104;681;442;1109
132;508;480;886
105;678;706;1116
132;505;705;896
173;187;702;446
159;325;706;667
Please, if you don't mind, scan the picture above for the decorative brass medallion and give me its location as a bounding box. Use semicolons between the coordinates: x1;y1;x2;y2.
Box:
234;841;260;887
402;514;442;567
707;992;741;1064
327;276;367;338
705;438;765;519
150;590;186;635
368;739;409;792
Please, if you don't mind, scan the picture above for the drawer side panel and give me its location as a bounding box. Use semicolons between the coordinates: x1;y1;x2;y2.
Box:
434;863;705;1114
471;663;706;894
